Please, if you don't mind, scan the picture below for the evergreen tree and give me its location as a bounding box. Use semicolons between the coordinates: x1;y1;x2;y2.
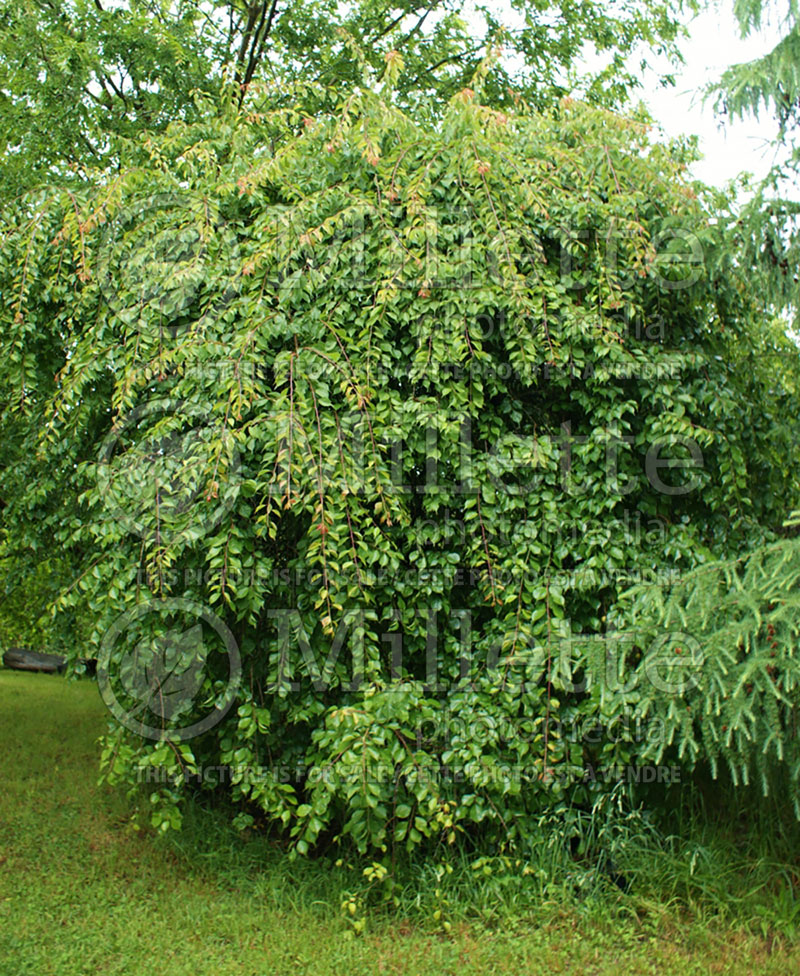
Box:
708;0;800;325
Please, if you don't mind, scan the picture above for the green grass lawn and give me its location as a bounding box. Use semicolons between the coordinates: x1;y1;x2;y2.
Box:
1;668;799;976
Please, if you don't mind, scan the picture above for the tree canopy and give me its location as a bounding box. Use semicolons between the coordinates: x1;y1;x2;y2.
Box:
0;0;693;199
3;72;799;849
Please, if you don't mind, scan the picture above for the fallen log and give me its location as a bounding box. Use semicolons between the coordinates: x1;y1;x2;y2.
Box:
2;647;67;674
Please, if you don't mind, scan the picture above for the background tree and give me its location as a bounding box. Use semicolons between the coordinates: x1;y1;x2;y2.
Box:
707;0;800;325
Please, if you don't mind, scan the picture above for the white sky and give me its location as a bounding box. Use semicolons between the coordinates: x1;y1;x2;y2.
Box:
633;0;790;188
466;0;792;190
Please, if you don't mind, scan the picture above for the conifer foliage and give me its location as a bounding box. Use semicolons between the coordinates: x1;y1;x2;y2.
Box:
609;522;800;813
709;0;800;325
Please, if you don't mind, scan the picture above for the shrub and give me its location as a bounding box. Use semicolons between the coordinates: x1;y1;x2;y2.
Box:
2;79;799;853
